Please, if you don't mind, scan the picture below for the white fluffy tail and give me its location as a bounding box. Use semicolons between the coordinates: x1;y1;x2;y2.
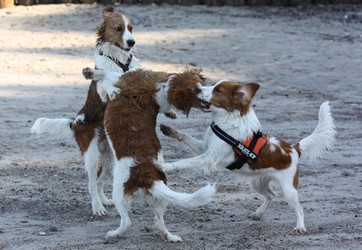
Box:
30;118;74;139
298;101;337;161
150;181;216;208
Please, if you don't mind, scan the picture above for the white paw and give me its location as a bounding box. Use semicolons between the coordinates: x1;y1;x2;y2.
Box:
165;234;182;242
106;87;121;101
93;204;107;216
102;199;114;206
293;227;307;234
248;213;262;220
106;230;119;238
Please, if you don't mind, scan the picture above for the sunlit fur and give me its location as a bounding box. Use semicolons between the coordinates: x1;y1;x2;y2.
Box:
89;68;216;242
161;80;336;234
30;8;140;216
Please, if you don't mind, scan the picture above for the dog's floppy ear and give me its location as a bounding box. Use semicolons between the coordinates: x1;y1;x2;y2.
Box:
167;70;206;116
236;83;259;102
97;7;115;46
102;7;114;17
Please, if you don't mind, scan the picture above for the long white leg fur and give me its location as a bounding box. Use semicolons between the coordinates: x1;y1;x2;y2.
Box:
106;157;133;238
84;137;107;216
90;69;123;102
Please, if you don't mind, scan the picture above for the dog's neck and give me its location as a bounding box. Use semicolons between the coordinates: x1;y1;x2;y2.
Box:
212;107;261;141
95;42;132;70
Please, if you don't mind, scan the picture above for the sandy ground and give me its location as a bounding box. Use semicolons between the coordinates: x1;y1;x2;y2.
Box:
1;3;362;250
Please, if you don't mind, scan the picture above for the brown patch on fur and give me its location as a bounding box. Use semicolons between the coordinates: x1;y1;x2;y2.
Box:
211;81;259;116
97;165;103;178
105;69;206;196
96;9;133;47
293;168;299;189
167;69;206;114
74;81;106;154
124;162;167;196
249;137;293;171
105;69;169;161
293;143;302;157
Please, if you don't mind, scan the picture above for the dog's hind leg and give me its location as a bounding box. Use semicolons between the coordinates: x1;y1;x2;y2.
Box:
106;158;133;238
97;142;114;206
97;164;113;206
106;195;132;238
84;138;107;215
248;177;275;220
277;168;306;233
151;199;182;242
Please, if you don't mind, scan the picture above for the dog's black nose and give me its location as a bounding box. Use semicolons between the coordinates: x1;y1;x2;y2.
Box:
127;39;135;47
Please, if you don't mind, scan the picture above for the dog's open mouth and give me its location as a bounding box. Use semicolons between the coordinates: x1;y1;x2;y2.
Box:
184;99;211;117
199;100;211;112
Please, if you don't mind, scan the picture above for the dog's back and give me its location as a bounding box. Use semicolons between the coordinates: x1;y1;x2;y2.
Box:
105;69;169;162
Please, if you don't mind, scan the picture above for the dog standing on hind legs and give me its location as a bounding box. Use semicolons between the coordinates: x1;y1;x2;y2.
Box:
83;67;216;241
30;7;140;216
161;80;337;233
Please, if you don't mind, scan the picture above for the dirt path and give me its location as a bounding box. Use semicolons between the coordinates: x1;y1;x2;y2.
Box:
0;4;361;249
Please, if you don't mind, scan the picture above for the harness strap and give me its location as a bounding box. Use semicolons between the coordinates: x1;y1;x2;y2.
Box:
99;51;133;72
226;156;248;170
210;122;266;170
210;122;240;148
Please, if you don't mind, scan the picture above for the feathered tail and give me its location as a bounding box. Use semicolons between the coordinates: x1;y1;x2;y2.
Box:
297;101;337;161
150;181;216;208
30;117;74;139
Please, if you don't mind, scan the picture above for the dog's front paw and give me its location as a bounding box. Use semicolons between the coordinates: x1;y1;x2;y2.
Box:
106;86;121;101
164;111;177;119
82;67;94;80
160;124;182;141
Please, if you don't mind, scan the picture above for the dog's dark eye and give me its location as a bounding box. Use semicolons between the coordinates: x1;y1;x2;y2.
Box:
128;26;133;33
215;87;222;93
115;27;123;32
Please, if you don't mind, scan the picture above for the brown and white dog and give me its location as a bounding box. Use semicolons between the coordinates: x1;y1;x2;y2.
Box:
30;8;140;215
160;80;336;233
83;68;215;241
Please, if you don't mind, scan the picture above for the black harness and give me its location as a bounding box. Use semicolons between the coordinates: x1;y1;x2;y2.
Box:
210;122;266;170
99;51;133;72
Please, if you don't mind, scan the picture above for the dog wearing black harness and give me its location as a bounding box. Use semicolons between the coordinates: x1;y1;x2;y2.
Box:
210;122;267;170
161;80;336;234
